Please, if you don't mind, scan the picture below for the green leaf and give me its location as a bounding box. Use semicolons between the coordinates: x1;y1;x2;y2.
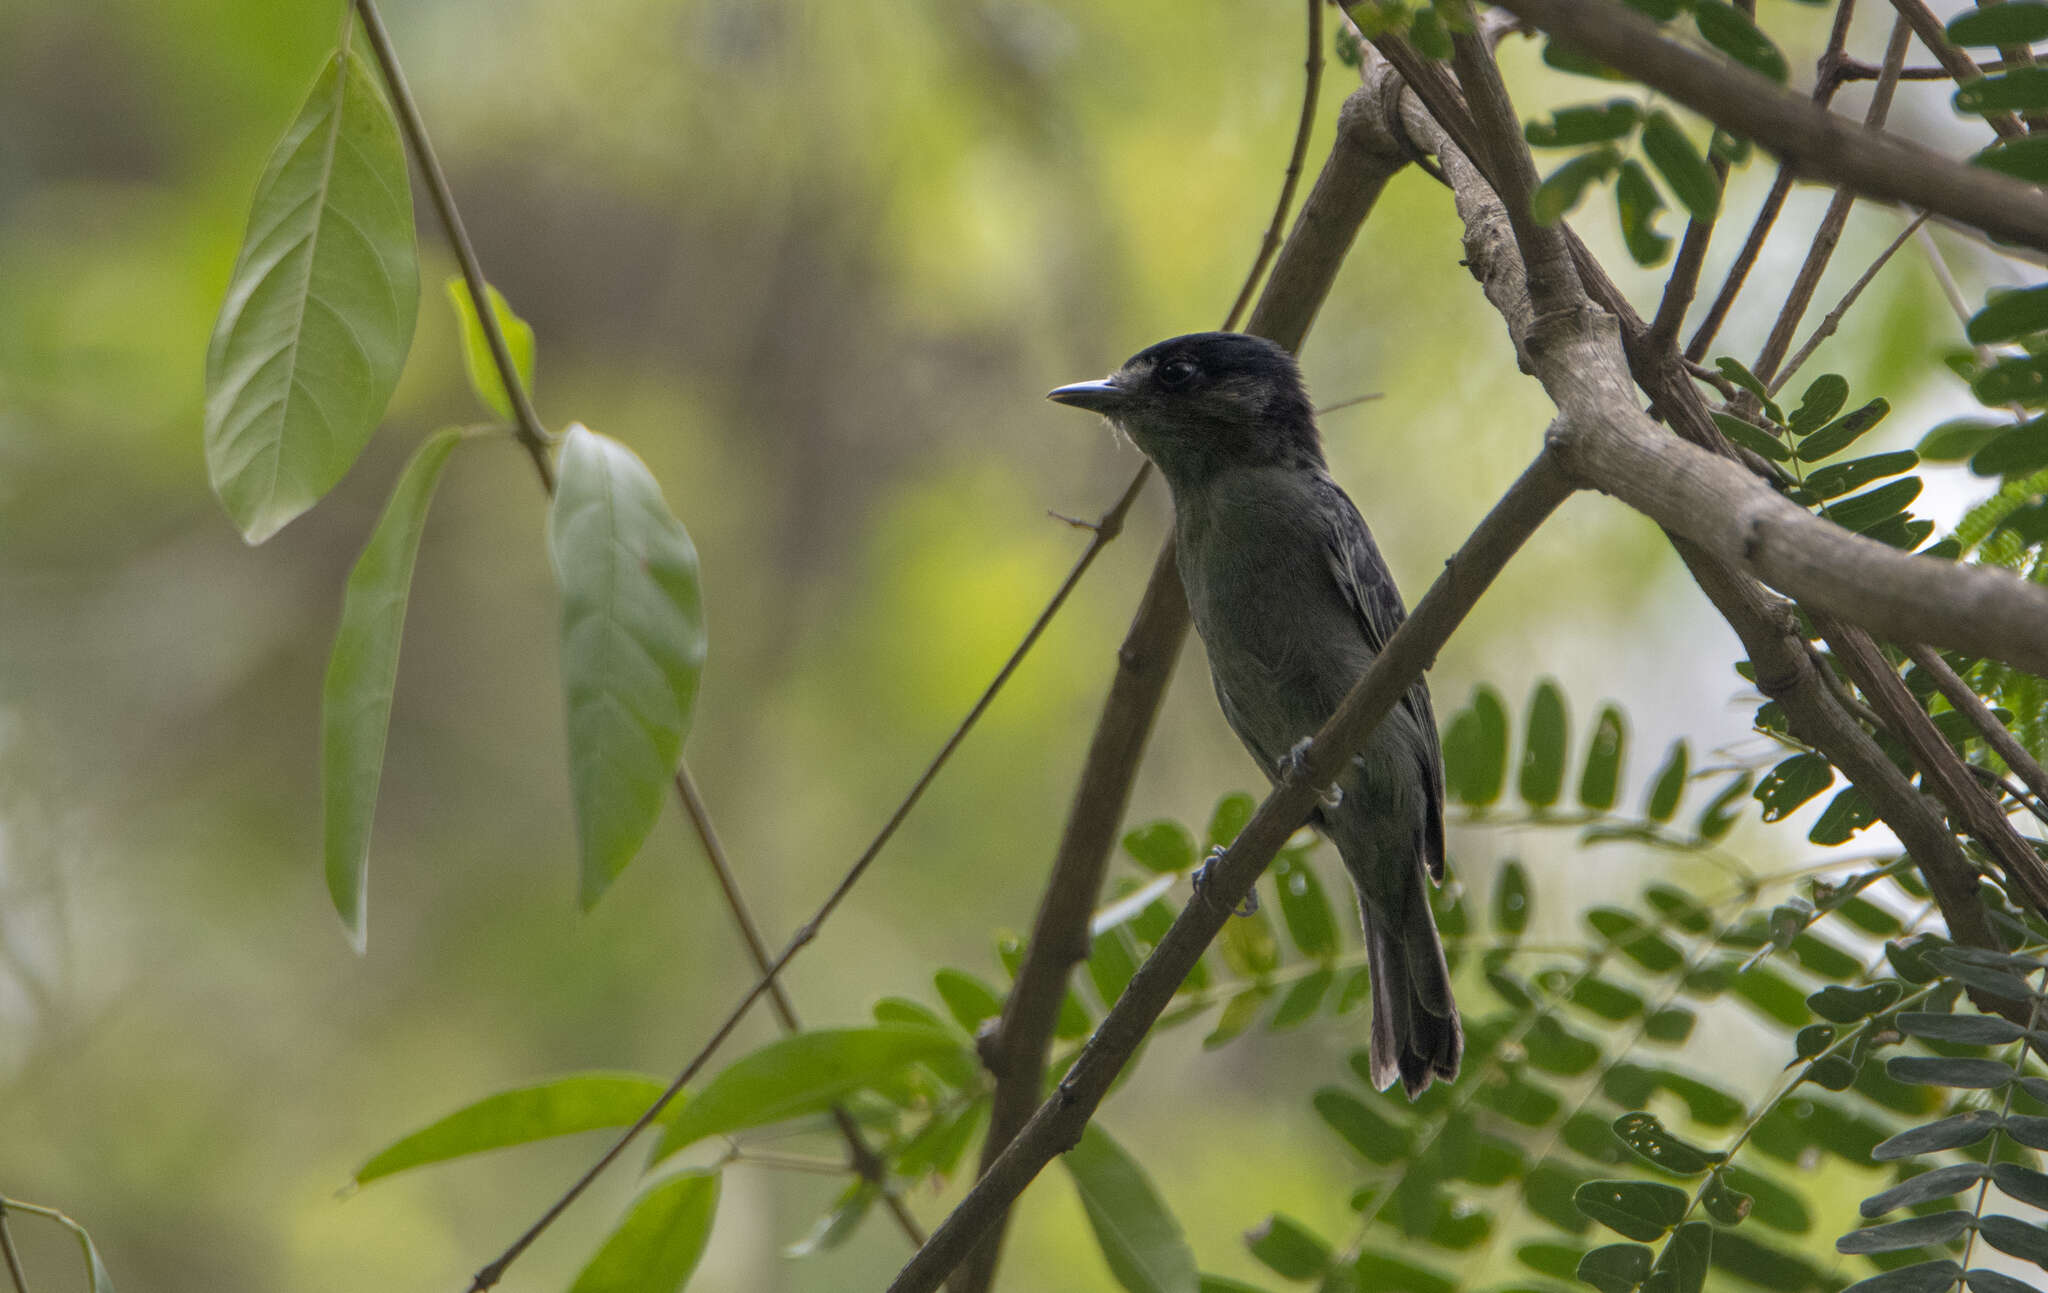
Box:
1753;754;1830;823
1695;770;1752;840
1956;68;2048;116
1577;1242;1655;1293
1064;1123;1200;1293
1795;398;1889;461
1844;1262;1963;1293
1123;821;1197;874
651;1026;966;1160
1542;36;1629;80
1702;1172;1752;1225
1270;850;1338;959
1645;1006;1695;1043
353;1072;667;1184
1968;1266;2046;1293
1612;1112;1725;1175
1646;740;1688;821
1714;413;1792;462
1872;1110;2003;1161
1948;2;2048;45
933;969;1004;1031
1641;111;1720;220
1970;420;2048;478
204;46;420;543
1313;1086;1410;1164
1808;786;1876;844
1861;1163;1988;1217
1574;1179;1690;1241
1445;685;1510;806
1246;1214;1332;1280
1788;374;1849;435
1615;160;1672;266
1824;478;1922;533
1520;679;1569;809
568;1170;717;1293
1532;147;1624;225
1969;284;2048;345
1495;860;1531;935
1209;792;1256;849
1693;2;1788;81
1975;135;2048;185
1993;1161;2048;1209
1202;986;1270;1049
1090;927;1141;1008
1578;705;1627;810
1218;902;1281;979
1839;1211;1974;1255
1920;418;2009;462
873;996;947;1030
1269;967;1333;1029
1977;1214;2048;1271
322;429;462;948
1649;1221;1711;1293
445;278;535;421
1896;1012;2025;1044
1805;451;1918;500
1807;982;1902;1023
785;1179;875;1259
1587;907;1684;974
551;425;707;907
1714;356;1785;424
1972;354;2048;407
1527;100;1642;147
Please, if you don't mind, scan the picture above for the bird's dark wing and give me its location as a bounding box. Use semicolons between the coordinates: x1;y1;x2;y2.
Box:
1316;475;1448;881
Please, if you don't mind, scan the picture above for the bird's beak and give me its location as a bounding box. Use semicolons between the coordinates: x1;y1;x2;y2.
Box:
1046;377;1126;415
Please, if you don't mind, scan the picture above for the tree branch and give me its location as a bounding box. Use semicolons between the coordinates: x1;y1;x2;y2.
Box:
955;75;1417;1292
1887;0;2027;140
1480;0;2048;251
888;450;1578;1293
1907;643;2048;814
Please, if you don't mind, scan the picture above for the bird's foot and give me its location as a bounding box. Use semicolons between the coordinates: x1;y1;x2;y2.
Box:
1191;846;1259;917
1283;737;1343;808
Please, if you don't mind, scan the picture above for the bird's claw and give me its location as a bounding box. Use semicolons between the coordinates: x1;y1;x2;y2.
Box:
1283;737;1343;808
1191;846;1259;917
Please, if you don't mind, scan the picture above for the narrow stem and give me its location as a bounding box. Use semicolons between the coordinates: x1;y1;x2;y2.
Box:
1906;643;2048;812
0;1205;26;1293
1768;212;1929;396
1221;0;1324;333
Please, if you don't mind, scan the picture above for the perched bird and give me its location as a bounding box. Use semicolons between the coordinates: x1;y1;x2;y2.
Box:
1049;332;1460;1096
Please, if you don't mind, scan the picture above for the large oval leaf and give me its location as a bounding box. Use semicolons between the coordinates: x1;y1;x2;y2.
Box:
1063;1122;1199;1293
322;429;462;949
204;45;420;543
650;1026;965;1161
569;1170;718;1293
550;425;707;907
353;1072;668;1184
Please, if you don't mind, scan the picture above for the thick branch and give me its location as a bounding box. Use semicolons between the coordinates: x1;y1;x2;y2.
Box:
1888;0;2027;140
957;79;1414;1292
1482;0;2048;251
890;451;1577;1293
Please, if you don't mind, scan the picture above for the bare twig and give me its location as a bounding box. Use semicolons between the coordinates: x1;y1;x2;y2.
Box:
1907;643;2048;813
1221;0;1324;333
1888;0;2027;140
888;450;1578;1293
1486;0;2048;250
0;1204;26;1293
955;73;1415;1293
1770;212;1930;396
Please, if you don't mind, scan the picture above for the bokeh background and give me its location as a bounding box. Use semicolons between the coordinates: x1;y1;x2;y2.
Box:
0;0;2028;1289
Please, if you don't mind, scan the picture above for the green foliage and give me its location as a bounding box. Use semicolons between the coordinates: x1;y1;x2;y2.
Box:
446;277;536;421
354;1072;669;1185
321;429;463;948
568;1170;718;1293
203;41;419;544
550;424;708;907
1064;1123;1201;1293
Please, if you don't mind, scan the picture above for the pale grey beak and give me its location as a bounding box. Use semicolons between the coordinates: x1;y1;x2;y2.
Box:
1047;378;1126;415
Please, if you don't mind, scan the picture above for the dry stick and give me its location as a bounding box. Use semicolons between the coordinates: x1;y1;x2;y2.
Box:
1907;643;2048;811
351;0;931;1254
1482;0;2048;251
1750;13;1913;390
955;69;1412;1293
0;1206;24;1293
466;459;1157;1290
1887;0;2027;140
888;450;1579;1293
1683;0;1861;363
1423;12;2016;945
1769;211;1930;397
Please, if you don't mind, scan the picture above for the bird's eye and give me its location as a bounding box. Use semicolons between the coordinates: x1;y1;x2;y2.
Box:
1157;358;1198;389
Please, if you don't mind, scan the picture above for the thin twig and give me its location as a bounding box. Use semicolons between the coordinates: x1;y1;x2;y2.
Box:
1907;642;2048;813
1888;0;2027;140
0;1204;26;1293
1221;0;1324;333
1769;212;1930;396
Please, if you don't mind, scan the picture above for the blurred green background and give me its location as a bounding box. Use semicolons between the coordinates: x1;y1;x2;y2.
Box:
0;0;2011;1288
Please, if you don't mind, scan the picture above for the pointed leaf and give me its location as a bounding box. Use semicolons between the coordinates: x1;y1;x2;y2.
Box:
1064;1123;1199;1293
204;47;420;543
322;429;461;948
1520;679;1569;809
568;1170;717;1293
651;1026;966;1160
446;278;535;421
1646;740;1688;821
784;1179;875;1259
354;1072;667;1184
1716;357;1785;424
1695;770;1752;840
551;425;707;907
1642;111;1719;220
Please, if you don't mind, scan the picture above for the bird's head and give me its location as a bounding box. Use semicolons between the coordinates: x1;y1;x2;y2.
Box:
1048;332;1323;487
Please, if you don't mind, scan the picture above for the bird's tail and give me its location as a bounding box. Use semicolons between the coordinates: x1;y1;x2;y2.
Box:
1362;894;1462;1098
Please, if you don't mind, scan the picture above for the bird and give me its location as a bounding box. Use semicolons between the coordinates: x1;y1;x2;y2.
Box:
1048;331;1460;1096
